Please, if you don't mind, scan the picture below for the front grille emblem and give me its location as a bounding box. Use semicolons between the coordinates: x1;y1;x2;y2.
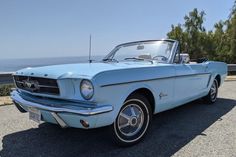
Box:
23;77;39;91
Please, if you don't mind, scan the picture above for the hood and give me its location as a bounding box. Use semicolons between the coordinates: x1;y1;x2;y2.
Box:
15;62;156;79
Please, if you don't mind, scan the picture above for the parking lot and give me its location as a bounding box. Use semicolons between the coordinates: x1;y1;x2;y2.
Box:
0;81;235;157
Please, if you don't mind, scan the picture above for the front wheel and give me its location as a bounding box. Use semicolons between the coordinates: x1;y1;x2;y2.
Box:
111;94;152;146
204;79;218;104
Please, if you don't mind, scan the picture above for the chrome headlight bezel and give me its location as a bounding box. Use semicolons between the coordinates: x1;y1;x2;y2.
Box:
80;79;94;100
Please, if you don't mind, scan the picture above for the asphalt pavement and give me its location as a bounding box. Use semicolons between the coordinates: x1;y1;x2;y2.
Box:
0;81;235;157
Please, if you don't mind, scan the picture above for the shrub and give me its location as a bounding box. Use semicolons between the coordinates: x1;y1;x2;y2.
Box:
0;84;15;96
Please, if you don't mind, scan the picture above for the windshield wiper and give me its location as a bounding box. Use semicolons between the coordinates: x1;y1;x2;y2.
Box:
124;57;154;64
102;58;119;63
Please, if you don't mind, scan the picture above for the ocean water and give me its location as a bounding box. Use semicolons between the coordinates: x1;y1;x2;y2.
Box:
0;56;104;72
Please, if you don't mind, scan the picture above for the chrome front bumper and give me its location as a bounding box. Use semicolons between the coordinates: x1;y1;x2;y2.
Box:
10;90;113;116
11;90;114;128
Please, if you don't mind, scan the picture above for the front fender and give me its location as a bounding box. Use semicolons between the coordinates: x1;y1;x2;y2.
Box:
94;82;156;125
121;83;156;105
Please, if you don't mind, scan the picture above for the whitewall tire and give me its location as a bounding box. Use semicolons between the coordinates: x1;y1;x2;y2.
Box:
204;79;218;104
111;93;152;146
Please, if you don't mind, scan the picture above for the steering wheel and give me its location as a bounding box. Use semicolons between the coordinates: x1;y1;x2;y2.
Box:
152;55;168;61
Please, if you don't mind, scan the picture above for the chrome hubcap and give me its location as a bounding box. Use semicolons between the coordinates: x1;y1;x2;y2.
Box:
118;104;144;137
210;81;217;100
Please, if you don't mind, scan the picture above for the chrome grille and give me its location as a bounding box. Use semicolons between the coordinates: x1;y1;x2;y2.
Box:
13;75;60;95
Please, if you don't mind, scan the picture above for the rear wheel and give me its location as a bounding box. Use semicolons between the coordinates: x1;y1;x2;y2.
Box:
204;79;218;104
111;94;152;146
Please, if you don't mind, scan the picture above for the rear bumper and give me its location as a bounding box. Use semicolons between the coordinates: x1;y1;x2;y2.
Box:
10;90;114;128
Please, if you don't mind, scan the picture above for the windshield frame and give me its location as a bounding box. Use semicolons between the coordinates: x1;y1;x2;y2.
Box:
104;39;178;64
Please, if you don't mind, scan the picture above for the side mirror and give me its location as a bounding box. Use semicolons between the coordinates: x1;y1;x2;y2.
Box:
180;53;190;64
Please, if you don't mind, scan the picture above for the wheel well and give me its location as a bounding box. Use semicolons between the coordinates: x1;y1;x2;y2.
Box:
215;75;221;87
127;88;155;113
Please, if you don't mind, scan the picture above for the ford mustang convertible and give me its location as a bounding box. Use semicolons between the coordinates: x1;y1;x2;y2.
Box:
11;39;227;146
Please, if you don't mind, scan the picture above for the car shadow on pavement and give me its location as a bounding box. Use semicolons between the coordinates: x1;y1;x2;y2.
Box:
1;98;235;157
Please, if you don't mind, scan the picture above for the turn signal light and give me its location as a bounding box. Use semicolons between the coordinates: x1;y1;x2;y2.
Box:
80;119;89;128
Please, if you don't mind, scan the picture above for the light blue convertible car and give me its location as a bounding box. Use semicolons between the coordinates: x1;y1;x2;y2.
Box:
11;39;227;146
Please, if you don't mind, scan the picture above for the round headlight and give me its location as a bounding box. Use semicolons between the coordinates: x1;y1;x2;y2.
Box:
80;79;94;100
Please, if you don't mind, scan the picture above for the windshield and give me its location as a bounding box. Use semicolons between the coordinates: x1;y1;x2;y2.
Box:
104;40;174;63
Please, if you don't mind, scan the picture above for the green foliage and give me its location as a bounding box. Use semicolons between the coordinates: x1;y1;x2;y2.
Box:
167;4;236;64
230;14;236;63
0;84;15;96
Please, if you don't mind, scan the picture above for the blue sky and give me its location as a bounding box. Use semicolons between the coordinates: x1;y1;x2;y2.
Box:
0;0;234;59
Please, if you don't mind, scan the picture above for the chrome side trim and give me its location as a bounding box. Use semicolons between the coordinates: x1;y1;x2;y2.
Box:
207;74;212;87
11;90;113;116
51;112;68;128
101;72;211;87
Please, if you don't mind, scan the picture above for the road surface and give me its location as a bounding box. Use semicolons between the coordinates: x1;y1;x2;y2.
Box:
0;81;235;157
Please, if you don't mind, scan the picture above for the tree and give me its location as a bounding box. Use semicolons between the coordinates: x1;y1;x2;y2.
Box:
167;8;207;59
212;21;230;62
184;8;206;59
229;0;236;19
230;12;236;63
167;24;187;52
166;4;236;63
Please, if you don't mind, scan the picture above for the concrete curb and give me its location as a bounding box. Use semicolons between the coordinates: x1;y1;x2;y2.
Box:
0;103;13;107
225;76;236;81
0;96;13;106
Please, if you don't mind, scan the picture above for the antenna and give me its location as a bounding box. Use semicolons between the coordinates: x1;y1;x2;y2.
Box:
89;34;92;63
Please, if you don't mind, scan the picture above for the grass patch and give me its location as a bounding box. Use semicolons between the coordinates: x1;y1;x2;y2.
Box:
0;84;15;96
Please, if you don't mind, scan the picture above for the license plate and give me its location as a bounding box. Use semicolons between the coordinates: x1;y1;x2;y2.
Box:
29;107;41;123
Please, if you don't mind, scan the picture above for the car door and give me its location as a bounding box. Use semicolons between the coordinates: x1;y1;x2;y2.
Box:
174;63;210;101
174;64;197;103
188;63;211;93
172;51;210;106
